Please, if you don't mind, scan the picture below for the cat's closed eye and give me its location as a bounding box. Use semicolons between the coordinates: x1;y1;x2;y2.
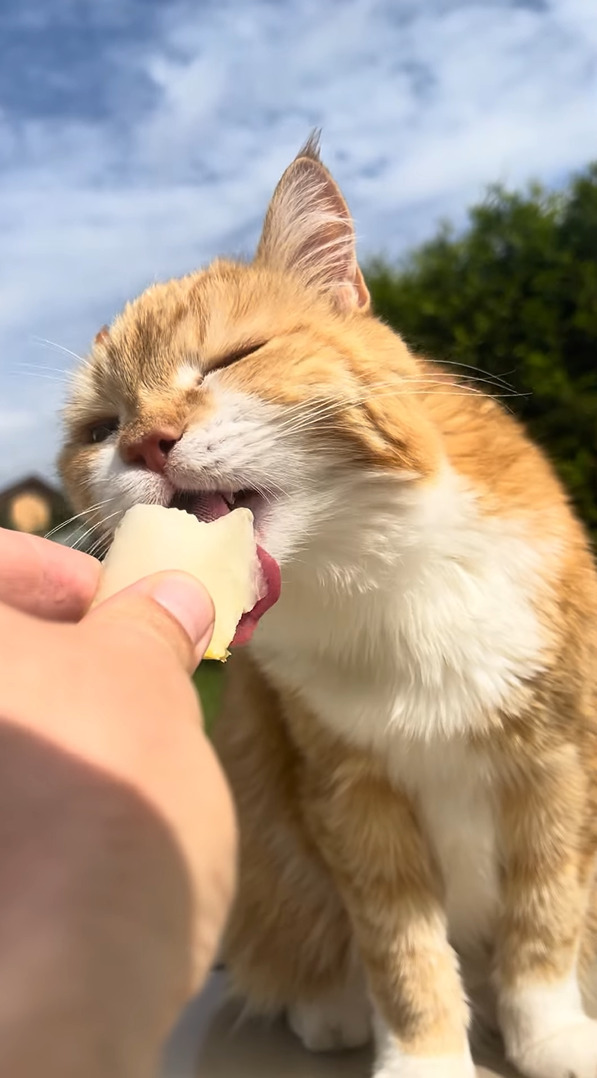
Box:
87;417;120;444
209;340;267;374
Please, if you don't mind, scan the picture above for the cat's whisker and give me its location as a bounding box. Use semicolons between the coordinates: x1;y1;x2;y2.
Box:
32;337;90;368
87;533;113;560
13;362;76;376
388;378;527;409
6;370;73;385
68;524;109;555
273;387;391;431
274;389;412;437
387;389;523;400
272;396;487;441
427;359;518;392
272;396;363;434
271;383;467;435
44;498;116;541
273;383;527;440
262;368;521;421
253;480;281;504
68;510;122;553
406;372;523;396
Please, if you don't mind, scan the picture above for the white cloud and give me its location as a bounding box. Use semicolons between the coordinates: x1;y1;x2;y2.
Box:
1;0;596;487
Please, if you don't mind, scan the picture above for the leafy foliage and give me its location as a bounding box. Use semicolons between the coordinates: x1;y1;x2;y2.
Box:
193;660;225;734
365;164;597;539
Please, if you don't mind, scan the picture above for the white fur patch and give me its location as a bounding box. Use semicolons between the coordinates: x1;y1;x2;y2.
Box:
499;971;584;1048
173;362;200;391
391;740;500;957
90;442;168;527
373;1053;475;1078
287;972;372;1052
255;464;546;740
499;973;597;1077
374;1009;475;1078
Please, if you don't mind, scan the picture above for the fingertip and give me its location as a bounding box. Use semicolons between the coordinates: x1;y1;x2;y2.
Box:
49;545;102;617
89;572;215;671
0;529;102;621
144;574;215;660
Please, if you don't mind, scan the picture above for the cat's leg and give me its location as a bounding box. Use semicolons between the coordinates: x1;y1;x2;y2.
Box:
212;654;372;1051
496;752;597;1078
304;753;475;1078
287;944;372;1052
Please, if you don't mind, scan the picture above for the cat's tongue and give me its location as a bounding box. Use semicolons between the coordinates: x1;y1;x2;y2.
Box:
189;492;231;522
231;545;281;648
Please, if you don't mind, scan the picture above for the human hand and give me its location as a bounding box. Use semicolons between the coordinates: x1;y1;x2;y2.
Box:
0;535;237;1077
0;526;100;620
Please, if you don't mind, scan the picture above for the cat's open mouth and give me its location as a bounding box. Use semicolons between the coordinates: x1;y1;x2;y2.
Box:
169;488;265;526
169;487;281;648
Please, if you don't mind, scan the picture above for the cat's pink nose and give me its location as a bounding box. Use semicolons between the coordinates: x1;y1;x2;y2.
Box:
121;427;182;474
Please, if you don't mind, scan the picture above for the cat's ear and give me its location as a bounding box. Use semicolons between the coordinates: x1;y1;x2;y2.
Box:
256;132;370;314
94;325;110;346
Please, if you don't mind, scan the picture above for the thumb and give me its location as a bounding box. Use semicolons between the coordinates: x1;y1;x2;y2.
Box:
84;572;215;672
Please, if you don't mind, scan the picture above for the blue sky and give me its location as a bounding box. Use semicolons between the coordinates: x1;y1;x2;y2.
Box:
0;0;596;488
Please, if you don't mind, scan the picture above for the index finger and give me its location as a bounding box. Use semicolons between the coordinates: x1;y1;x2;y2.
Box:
0;529;101;621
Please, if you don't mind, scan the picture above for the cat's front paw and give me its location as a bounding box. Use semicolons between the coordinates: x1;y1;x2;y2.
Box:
509;1016;597;1078
287;977;372;1052
373;1008;474;1078
373;1051;475;1078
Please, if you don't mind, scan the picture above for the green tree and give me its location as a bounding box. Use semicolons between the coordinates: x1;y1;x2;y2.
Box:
365;164;597;539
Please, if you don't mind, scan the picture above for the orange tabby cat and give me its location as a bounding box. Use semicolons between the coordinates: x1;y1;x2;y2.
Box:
59;136;597;1078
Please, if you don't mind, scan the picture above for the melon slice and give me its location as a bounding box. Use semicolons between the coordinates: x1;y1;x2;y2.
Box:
94;504;263;661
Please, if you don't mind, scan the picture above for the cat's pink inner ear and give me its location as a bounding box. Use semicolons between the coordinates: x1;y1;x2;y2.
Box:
256;150;370;313
94;325;110;346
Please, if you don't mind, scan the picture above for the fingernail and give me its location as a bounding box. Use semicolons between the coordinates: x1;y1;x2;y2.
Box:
149;577;214;658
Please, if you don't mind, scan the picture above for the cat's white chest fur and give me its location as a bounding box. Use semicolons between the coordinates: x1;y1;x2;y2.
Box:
256;467;546;740
389;740;500;955
254;466;548;953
